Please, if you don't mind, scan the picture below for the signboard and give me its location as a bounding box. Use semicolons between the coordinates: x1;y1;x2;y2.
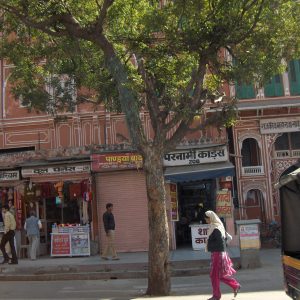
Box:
216;190;232;218
91;153;143;172
71;233;90;256
163;146;228;167
190;224;210;250
239;224;260;250
0;170;19;181
260;117;300;134
22;164;90;177
51;233;71;256
169;183;179;221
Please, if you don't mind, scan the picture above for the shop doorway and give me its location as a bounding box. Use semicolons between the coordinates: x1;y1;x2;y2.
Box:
245;189;266;223
21;180;91;255
175;180;216;247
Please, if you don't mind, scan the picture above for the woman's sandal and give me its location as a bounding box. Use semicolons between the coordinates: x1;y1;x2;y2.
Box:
207;297;220;300
234;285;241;297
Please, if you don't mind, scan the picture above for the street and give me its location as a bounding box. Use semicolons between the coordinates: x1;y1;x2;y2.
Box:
0;249;289;300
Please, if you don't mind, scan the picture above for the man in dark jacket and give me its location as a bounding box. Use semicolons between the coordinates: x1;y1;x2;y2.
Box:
101;203;119;260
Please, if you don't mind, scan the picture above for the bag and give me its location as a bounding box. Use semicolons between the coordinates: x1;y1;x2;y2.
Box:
225;231;232;244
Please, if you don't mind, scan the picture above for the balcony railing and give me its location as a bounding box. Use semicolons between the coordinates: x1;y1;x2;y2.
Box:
242;166;264;176
275;150;300;158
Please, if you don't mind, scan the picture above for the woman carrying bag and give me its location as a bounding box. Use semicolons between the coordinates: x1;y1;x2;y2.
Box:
205;210;241;300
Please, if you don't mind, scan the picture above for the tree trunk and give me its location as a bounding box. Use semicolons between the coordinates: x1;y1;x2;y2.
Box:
143;148;170;296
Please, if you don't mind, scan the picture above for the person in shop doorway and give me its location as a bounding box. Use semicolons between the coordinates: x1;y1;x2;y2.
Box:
0;205;18;264
101;203;119;260
205;210;240;300
8;200;16;218
24;211;42;261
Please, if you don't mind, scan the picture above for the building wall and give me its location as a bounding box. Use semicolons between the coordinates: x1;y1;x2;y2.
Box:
230;69;300;223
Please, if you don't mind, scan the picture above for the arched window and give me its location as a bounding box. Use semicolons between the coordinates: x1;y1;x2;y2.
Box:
241;138;261;166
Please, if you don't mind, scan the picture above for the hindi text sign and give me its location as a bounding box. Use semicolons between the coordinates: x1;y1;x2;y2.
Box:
51;233;71;256
216;190;232;218
169;183;179;221
260;117;300;134
163;146;228;167
190;224;210;250
91;153;143;171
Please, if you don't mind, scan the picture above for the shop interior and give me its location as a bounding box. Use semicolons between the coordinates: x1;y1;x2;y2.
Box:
1;180;92;256
175;180;216;247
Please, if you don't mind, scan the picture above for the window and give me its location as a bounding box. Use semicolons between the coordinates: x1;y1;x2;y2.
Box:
241;138;261;166
288;60;300;95
275;132;300;151
264;75;284;97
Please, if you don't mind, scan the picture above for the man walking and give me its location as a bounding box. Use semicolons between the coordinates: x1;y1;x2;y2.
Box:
0;204;18;264
24;211;42;260
101;203;119;260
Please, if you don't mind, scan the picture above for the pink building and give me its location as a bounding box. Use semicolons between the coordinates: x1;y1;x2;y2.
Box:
229;60;300;226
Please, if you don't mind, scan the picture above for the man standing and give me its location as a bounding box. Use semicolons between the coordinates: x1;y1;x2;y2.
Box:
0;205;18;264
24;211;42;260
102;203;119;260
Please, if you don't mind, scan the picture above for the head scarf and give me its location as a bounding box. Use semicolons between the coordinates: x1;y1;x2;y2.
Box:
205;210;226;238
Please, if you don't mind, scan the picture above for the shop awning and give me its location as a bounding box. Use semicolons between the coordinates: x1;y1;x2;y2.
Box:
164;161;235;182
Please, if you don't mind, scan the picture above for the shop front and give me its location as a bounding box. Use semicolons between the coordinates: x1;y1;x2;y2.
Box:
0;169;23;256
20;160;93;257
91;153;149;253
164;145;236;250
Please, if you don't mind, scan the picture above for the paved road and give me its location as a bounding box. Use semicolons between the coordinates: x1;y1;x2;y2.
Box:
0;249;290;300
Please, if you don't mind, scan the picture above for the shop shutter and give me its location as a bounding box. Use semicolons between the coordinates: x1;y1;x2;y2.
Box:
264;74;284;97
288;60;300;95
96;170;149;252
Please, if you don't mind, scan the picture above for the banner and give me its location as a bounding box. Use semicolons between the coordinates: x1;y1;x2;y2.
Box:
169;183;179;221
71;233;90;256
216;190;232;218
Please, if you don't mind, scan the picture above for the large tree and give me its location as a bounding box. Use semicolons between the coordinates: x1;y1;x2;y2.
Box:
0;0;299;295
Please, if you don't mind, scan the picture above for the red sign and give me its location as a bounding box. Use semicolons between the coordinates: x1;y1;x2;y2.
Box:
51;234;71;256
91;153;143;171
216;190;232;218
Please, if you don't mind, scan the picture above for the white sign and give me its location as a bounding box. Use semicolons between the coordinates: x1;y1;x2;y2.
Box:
22;164;90;177
164;146;228;167
190;224;210;250
260;117;300;134
0;170;20;181
240;224;259;240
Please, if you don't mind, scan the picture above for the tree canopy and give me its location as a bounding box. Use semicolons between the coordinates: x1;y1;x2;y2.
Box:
1;0;299;151
1;0;300;296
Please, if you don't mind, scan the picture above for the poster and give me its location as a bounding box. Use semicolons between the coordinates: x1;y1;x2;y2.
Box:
51;234;71;256
216;190;232;218
190;225;210;250
71;234;90;256
170;183;179;221
239;224;260;250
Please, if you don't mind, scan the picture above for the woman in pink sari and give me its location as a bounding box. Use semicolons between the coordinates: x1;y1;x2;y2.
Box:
205;210;241;300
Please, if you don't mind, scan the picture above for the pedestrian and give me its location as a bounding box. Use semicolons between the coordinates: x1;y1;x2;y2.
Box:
0;204;18;264
101;203;119;260
24;210;42;260
205;210;240;300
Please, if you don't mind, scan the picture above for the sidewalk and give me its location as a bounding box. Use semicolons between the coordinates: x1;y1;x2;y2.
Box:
0;247;240;281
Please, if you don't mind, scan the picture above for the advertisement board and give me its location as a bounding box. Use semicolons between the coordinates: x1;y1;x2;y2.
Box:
190;224;210;250
51;233;71;256
216;190;232;218
169;183;179;221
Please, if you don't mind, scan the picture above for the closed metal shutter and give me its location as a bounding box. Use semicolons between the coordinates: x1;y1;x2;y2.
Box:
96;170;149;252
